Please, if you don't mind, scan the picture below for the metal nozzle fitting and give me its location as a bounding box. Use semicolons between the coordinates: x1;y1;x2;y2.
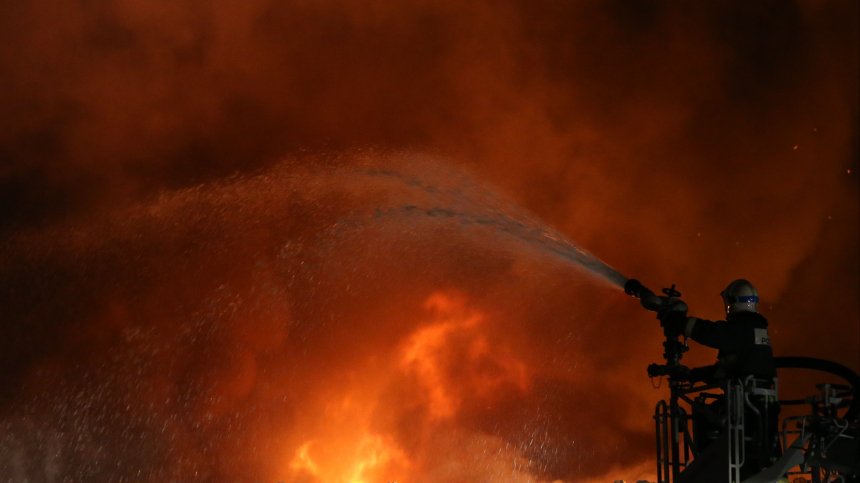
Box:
623;278;669;312
624;278;644;297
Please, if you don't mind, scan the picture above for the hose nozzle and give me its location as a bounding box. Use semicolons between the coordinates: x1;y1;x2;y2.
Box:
624;278;645;297
624;278;687;314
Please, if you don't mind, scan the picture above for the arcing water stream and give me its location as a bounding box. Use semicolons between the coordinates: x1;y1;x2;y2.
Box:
0;153;640;483
323;158;628;289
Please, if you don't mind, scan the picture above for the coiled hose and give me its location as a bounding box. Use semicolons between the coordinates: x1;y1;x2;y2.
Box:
774;356;860;421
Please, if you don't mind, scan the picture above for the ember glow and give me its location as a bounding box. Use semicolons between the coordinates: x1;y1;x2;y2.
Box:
0;1;857;482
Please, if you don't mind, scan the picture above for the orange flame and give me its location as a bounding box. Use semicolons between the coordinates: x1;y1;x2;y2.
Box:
284;292;533;481
289;433;407;483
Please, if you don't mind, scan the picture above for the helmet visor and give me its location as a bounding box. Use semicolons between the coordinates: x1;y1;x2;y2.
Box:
724;295;759;304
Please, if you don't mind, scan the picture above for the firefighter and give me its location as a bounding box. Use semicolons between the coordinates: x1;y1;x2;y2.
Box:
661;279;781;478
660;279;776;383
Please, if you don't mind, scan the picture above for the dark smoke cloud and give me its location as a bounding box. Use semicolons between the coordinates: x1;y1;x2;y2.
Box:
0;1;857;481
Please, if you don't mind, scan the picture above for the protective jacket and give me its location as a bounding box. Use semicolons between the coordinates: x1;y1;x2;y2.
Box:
683;312;777;380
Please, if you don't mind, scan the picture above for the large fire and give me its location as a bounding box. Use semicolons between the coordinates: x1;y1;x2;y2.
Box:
282;291;535;482
289;425;408;483
0;1;857;482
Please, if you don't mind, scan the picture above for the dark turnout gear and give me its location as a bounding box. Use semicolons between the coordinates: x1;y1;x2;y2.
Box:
673;309;782;476
683;311;777;380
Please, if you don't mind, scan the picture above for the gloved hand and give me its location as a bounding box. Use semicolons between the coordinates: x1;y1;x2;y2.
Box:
660;310;689;336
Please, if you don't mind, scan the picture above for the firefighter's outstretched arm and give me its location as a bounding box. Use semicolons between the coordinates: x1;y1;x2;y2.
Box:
662;312;728;350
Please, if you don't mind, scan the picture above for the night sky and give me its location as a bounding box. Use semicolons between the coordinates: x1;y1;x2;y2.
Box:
1;1;857;482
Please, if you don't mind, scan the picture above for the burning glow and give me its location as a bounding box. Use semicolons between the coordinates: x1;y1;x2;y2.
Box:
400;293;481;419
283;292;535;481
401;293;530;419
285;385;410;483
289;434;407;483
291;441;321;476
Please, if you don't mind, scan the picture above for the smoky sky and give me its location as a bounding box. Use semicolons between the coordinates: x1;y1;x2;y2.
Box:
0;1;858;482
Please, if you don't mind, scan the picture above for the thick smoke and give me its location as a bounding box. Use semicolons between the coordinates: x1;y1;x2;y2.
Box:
0;1;857;482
